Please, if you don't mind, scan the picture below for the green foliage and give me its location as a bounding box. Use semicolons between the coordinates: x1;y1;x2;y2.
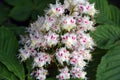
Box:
0;3;10;25
4;0;56;21
25;59;34;80
86;48;107;80
96;45;120;80
4;0;33;6
0;0;120;80
0;27;25;80
9;6;33;21
6;26;26;35
89;0;120;80
109;5;120;26
31;0;56;21
3;23;26;35
90;25;120;49
89;1;120;80
0;63;18;80
90;0;120;25
90;0;112;24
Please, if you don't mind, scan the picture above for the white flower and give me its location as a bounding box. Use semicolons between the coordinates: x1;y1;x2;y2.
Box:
62;33;77;48
42;16;57;31
19;45;33;61
64;0;87;7
71;0;87;5
86;3;97;16
70;67;86;79
55;47;70;65
56;67;70;80
61;16;76;31
70;51;86;68
44;31;59;47
79;33;95;49
77;48;92;61
47;0;64;17
63;0;70;8
33;52;51;68
19;35;30;45
29;47;37;57
83;2;97;16
85;37;95;49
30;31;46;47
32;68;48;80
83;51;92;61
78;4;85;13
77;16;94;31
28;16;45;34
51;24;61;32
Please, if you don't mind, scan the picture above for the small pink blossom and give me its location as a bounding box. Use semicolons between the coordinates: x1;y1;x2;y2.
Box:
44;31;59;47
56;67;70;80
33;52;51;68
62;33;77;48
55;47;70;65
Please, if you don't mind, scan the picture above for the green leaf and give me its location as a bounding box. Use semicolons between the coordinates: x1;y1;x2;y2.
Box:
0;63;18;80
89;0;120;26
90;25;120;49
4;0;33;6
109;5;120;26
4;0;19;6
9;6;33;21
3;23;26;35
0;3;10;24
0;27;25;80
25;59;34;80
86;48;107;80
89;0;111;24
96;45;120;80
30;0;57;21
7;26;25;35
34;0;56;16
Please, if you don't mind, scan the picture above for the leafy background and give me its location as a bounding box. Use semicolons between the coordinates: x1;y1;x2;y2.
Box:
0;0;120;80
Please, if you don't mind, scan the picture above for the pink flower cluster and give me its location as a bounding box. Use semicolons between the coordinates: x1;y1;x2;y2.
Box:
19;0;97;80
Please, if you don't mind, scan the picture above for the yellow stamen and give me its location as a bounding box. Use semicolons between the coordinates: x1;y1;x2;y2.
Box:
67;26;72;31
32;40;35;45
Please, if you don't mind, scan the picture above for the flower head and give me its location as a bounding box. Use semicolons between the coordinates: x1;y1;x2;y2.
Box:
18;0;97;79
